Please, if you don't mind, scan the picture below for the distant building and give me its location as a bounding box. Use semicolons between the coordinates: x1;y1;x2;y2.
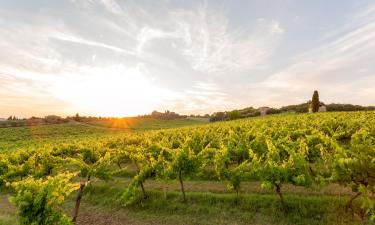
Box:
309;102;326;113
258;107;270;116
318;105;327;112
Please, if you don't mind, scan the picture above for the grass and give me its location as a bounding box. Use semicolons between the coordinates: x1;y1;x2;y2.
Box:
0;216;17;225
74;182;368;225
2;178;367;225
83;176;355;196
0;194;16;225
62;177;369;225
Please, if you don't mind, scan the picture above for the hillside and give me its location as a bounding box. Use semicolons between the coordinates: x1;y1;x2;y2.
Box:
0;118;207;151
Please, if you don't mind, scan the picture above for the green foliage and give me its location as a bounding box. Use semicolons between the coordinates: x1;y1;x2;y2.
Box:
332;128;375;218
214;131;252;195
1;111;375;221
121;165;154;206
63;146;113;182
228;110;241;120
9;173;78;225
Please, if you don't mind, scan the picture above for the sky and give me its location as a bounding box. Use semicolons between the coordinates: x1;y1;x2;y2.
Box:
1;0;375;117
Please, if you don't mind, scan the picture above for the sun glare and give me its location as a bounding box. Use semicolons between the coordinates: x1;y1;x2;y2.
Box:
108;118;130;129
45;65;179;117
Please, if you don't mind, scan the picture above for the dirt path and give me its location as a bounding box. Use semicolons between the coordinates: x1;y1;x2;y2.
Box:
98;178;354;196
70;203;166;225
71;204;138;225
0;195;14;215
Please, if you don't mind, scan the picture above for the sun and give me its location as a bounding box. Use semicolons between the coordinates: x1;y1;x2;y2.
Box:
46;65;179;117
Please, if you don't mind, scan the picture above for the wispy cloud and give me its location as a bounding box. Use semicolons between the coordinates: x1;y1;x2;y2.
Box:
0;1;374;117
163;9;284;74
99;0;124;15
70;0;124;15
50;31;136;55
164;81;236;114
263;4;375;106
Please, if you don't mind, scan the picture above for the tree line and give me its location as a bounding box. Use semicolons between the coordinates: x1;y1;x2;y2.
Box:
210;91;375;122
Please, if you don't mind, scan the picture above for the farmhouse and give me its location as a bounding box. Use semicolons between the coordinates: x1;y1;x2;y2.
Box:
258;107;270;116
309;103;327;113
318;105;327;112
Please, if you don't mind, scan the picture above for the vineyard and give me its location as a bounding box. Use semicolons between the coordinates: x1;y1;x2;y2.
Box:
0;118;206;152
0;112;375;225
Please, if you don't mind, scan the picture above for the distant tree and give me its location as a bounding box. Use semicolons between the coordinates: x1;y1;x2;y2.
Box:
311;91;320;113
7;116;13;120
267;108;282;115
326;103;375;112
209;112;227;122
228;110;241;120
74;113;80;122
280;102;309;113
150;110;184;120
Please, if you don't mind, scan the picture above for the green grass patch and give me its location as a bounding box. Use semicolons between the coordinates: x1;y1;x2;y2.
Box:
0;215;17;225
78;183;368;225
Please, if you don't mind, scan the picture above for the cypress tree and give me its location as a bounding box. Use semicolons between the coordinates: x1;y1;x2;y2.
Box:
311;90;320;113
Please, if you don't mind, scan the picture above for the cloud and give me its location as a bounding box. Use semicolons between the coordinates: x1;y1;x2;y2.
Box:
1;1;374;117
0;15;142;76
136;27;176;53
70;0;124;15
160;9;284;74
99;0;124;15
0;72;73;117
262;4;375;106
163;81;237;114
50;31;136;56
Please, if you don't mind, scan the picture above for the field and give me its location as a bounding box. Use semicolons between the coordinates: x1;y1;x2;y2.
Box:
0;112;375;225
0;118;207;152
84;117;208;130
